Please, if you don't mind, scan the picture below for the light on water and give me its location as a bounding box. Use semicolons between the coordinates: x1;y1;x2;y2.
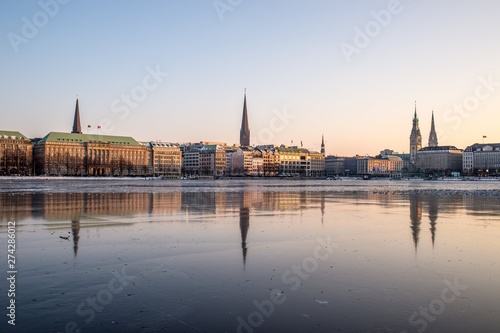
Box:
1;179;500;332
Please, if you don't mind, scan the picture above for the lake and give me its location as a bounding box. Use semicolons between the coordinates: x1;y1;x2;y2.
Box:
1;178;500;332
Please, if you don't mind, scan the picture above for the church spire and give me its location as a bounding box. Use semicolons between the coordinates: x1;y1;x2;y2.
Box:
409;101;422;165
240;89;250;146
428;111;438;147
320;134;325;155
72;97;82;134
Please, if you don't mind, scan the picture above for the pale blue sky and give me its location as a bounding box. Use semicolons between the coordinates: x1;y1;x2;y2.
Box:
1;0;499;155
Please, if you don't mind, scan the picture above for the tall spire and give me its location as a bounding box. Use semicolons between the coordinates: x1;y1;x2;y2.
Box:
409;101;422;165
428;111;438;147
240;89;250;146
320;134;325;155
72;97;82;134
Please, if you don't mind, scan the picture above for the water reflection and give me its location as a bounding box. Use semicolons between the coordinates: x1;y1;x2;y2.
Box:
409;193;422;252
2;191;500;260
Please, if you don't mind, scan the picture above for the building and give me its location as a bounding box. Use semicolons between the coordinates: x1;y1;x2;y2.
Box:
199;145;227;177
34;132;150;176
33;98;150;176
325;156;345;176
148;142;182;178
255;145;279;176
416;146;463;175
357;155;403;177
182;151;200;176
463;143;500;176
409;103;422;165
240;90;250;147
251;157;263;176
276;146;311;177
309;151;325;177
0;130;33;175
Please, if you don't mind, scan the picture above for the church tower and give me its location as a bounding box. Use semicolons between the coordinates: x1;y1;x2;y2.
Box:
72;97;82;134
428;111;438;147
320;134;325;155
239;90;250;147
409;102;422;165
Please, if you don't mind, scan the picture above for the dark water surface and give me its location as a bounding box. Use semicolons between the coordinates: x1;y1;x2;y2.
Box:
1;179;500;332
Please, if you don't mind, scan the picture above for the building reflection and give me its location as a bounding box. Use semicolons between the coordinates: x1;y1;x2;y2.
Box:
238;192;250;268
6;189;498;258
71;219;80;257
409;194;422;252
428;196;438;247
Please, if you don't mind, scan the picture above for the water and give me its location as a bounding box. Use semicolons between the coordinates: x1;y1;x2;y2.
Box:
1;179;500;332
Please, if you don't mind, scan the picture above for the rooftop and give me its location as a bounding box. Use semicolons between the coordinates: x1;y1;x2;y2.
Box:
38;132;141;146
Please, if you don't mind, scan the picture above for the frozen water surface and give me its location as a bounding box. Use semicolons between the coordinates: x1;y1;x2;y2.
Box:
0;178;500;332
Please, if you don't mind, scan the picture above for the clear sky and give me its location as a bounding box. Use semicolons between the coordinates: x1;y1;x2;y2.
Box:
1;0;499;156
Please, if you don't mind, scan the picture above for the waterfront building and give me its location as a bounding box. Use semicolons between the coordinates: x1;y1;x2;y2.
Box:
251;157;263;176
416;146;463;175
34;132;150;176
325;156;345;176
33;98;150;176
255;145;280;176
199;145;227;177
357;155;403;177
409;103;422;165
0;130;33;175
275;145;311;177
182;151;201;176
463;143;500;176
148;142;182;178
309;151;325;177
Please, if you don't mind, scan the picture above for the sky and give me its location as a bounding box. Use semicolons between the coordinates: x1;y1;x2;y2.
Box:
1;0;499;156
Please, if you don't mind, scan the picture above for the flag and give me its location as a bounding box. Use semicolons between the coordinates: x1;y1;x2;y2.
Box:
87;125;91;128
97;126;101;129
483;135;487;138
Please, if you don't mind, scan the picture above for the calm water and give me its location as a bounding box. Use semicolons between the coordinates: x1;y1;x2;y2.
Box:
1;179;500;332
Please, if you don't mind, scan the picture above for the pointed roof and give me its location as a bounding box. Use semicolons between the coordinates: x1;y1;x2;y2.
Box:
240;89;250;146
428;111;438;147
72;97;82;134
410;101;421;138
241;91;249;132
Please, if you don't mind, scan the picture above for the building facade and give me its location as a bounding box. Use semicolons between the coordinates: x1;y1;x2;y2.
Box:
463;143;500;176
325;156;345;176
148;142;182;178
34;132;150;176
0;130;33;176
416;146;463;175
357;155;403;176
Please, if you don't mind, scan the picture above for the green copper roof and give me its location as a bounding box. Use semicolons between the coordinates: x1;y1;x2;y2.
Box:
38;132;140;146
0;130;30;140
